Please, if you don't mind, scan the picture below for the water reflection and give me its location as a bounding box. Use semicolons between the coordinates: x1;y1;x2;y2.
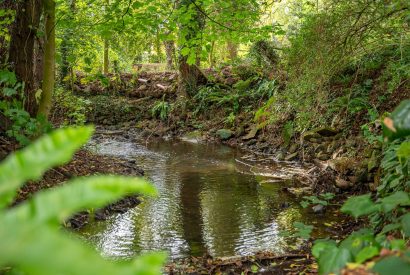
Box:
80;138;332;259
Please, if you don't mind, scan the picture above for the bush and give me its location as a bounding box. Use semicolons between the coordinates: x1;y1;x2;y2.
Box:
52;87;92;125
0;126;166;274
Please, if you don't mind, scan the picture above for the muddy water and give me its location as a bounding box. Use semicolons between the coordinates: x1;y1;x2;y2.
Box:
80;137;335;260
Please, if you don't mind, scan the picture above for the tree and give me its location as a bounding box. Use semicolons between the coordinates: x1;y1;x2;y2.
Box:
37;0;56;118
8;0;43;116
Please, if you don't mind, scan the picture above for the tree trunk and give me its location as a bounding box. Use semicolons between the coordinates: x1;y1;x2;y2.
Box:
37;0;55;118
103;0;109;74
209;40;215;69
60;0;76;82
0;0;17;67
164;40;175;70
8;0;43;116
177;0;206;98
103;39;109;74
227;41;238;61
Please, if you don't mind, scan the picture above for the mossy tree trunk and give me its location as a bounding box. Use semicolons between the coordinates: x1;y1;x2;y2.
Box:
8;0;43;116
37;0;55;118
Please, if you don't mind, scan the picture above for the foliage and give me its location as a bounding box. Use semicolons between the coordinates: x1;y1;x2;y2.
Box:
313;101;410;274
52;87;91;125
151;96;170;121
0;126;166;274
0;70;51;145
300;193;335;209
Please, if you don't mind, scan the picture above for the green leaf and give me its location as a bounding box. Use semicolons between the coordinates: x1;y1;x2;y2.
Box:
312;239;337;258
293;222;313;239
340;229;376;258
317;246;352;275
372;256;410;275
2;87;17;96
0;226;166;275
401;213;410;237
341;194;379;218
0;69;17;86
6;175;157;225
380;191;410;212
355;246;379;264
397;142;410;159
0;126;94;208
383;100;410;140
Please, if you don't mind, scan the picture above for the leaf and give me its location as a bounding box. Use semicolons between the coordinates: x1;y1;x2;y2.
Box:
317;246;352;275
397;142;410;159
0;69;17;86
0;126;94;208
372;256;410;275
340;229;376;258
341;194;379;218
355;246;379;264
6;175;157;225
400;213;410;237
380;191;410;212
293;222;313;239
2;87;17;96
383;100;410;140
312;239;337;258
0;225;166;275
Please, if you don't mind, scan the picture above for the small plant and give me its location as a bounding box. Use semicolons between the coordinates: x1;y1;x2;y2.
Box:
300;193;335;208
151;95;170;121
53;87;92;125
0;126;166;274
0;69;51;145
224;112;236;126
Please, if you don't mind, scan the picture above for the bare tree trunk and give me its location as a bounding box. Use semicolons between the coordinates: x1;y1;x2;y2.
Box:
103;40;109;74
227;41;238;61
164;40;175;70
8;0;43;116
37;0;55;118
209;40;215;69
103;0;109;74
60;0;76;83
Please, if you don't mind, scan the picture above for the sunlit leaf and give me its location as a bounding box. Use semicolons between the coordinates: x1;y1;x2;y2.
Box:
6;176;157;225
341;194;379;218
0;126;94;208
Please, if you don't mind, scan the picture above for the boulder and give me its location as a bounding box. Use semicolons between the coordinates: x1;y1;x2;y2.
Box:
216;129;233;140
242;125;259;140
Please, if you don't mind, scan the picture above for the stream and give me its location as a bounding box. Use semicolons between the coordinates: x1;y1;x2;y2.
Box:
79;135;337;260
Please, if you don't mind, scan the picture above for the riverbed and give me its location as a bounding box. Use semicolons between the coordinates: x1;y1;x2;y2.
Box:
79;135;337;260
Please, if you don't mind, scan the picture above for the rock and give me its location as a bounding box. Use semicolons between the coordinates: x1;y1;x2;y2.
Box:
312;204;325;214
288;144;298;154
303;131;321;142
335;177;351;189
285;152;298;161
242;125;259;140
328;157;357;175
216;129;233;140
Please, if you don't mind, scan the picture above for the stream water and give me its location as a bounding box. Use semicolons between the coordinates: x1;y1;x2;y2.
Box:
79;136;336;260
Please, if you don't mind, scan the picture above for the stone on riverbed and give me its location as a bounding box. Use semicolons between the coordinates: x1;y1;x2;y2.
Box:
216;129;234;140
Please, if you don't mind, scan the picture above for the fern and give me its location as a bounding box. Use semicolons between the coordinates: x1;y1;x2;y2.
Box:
0;126;166;274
